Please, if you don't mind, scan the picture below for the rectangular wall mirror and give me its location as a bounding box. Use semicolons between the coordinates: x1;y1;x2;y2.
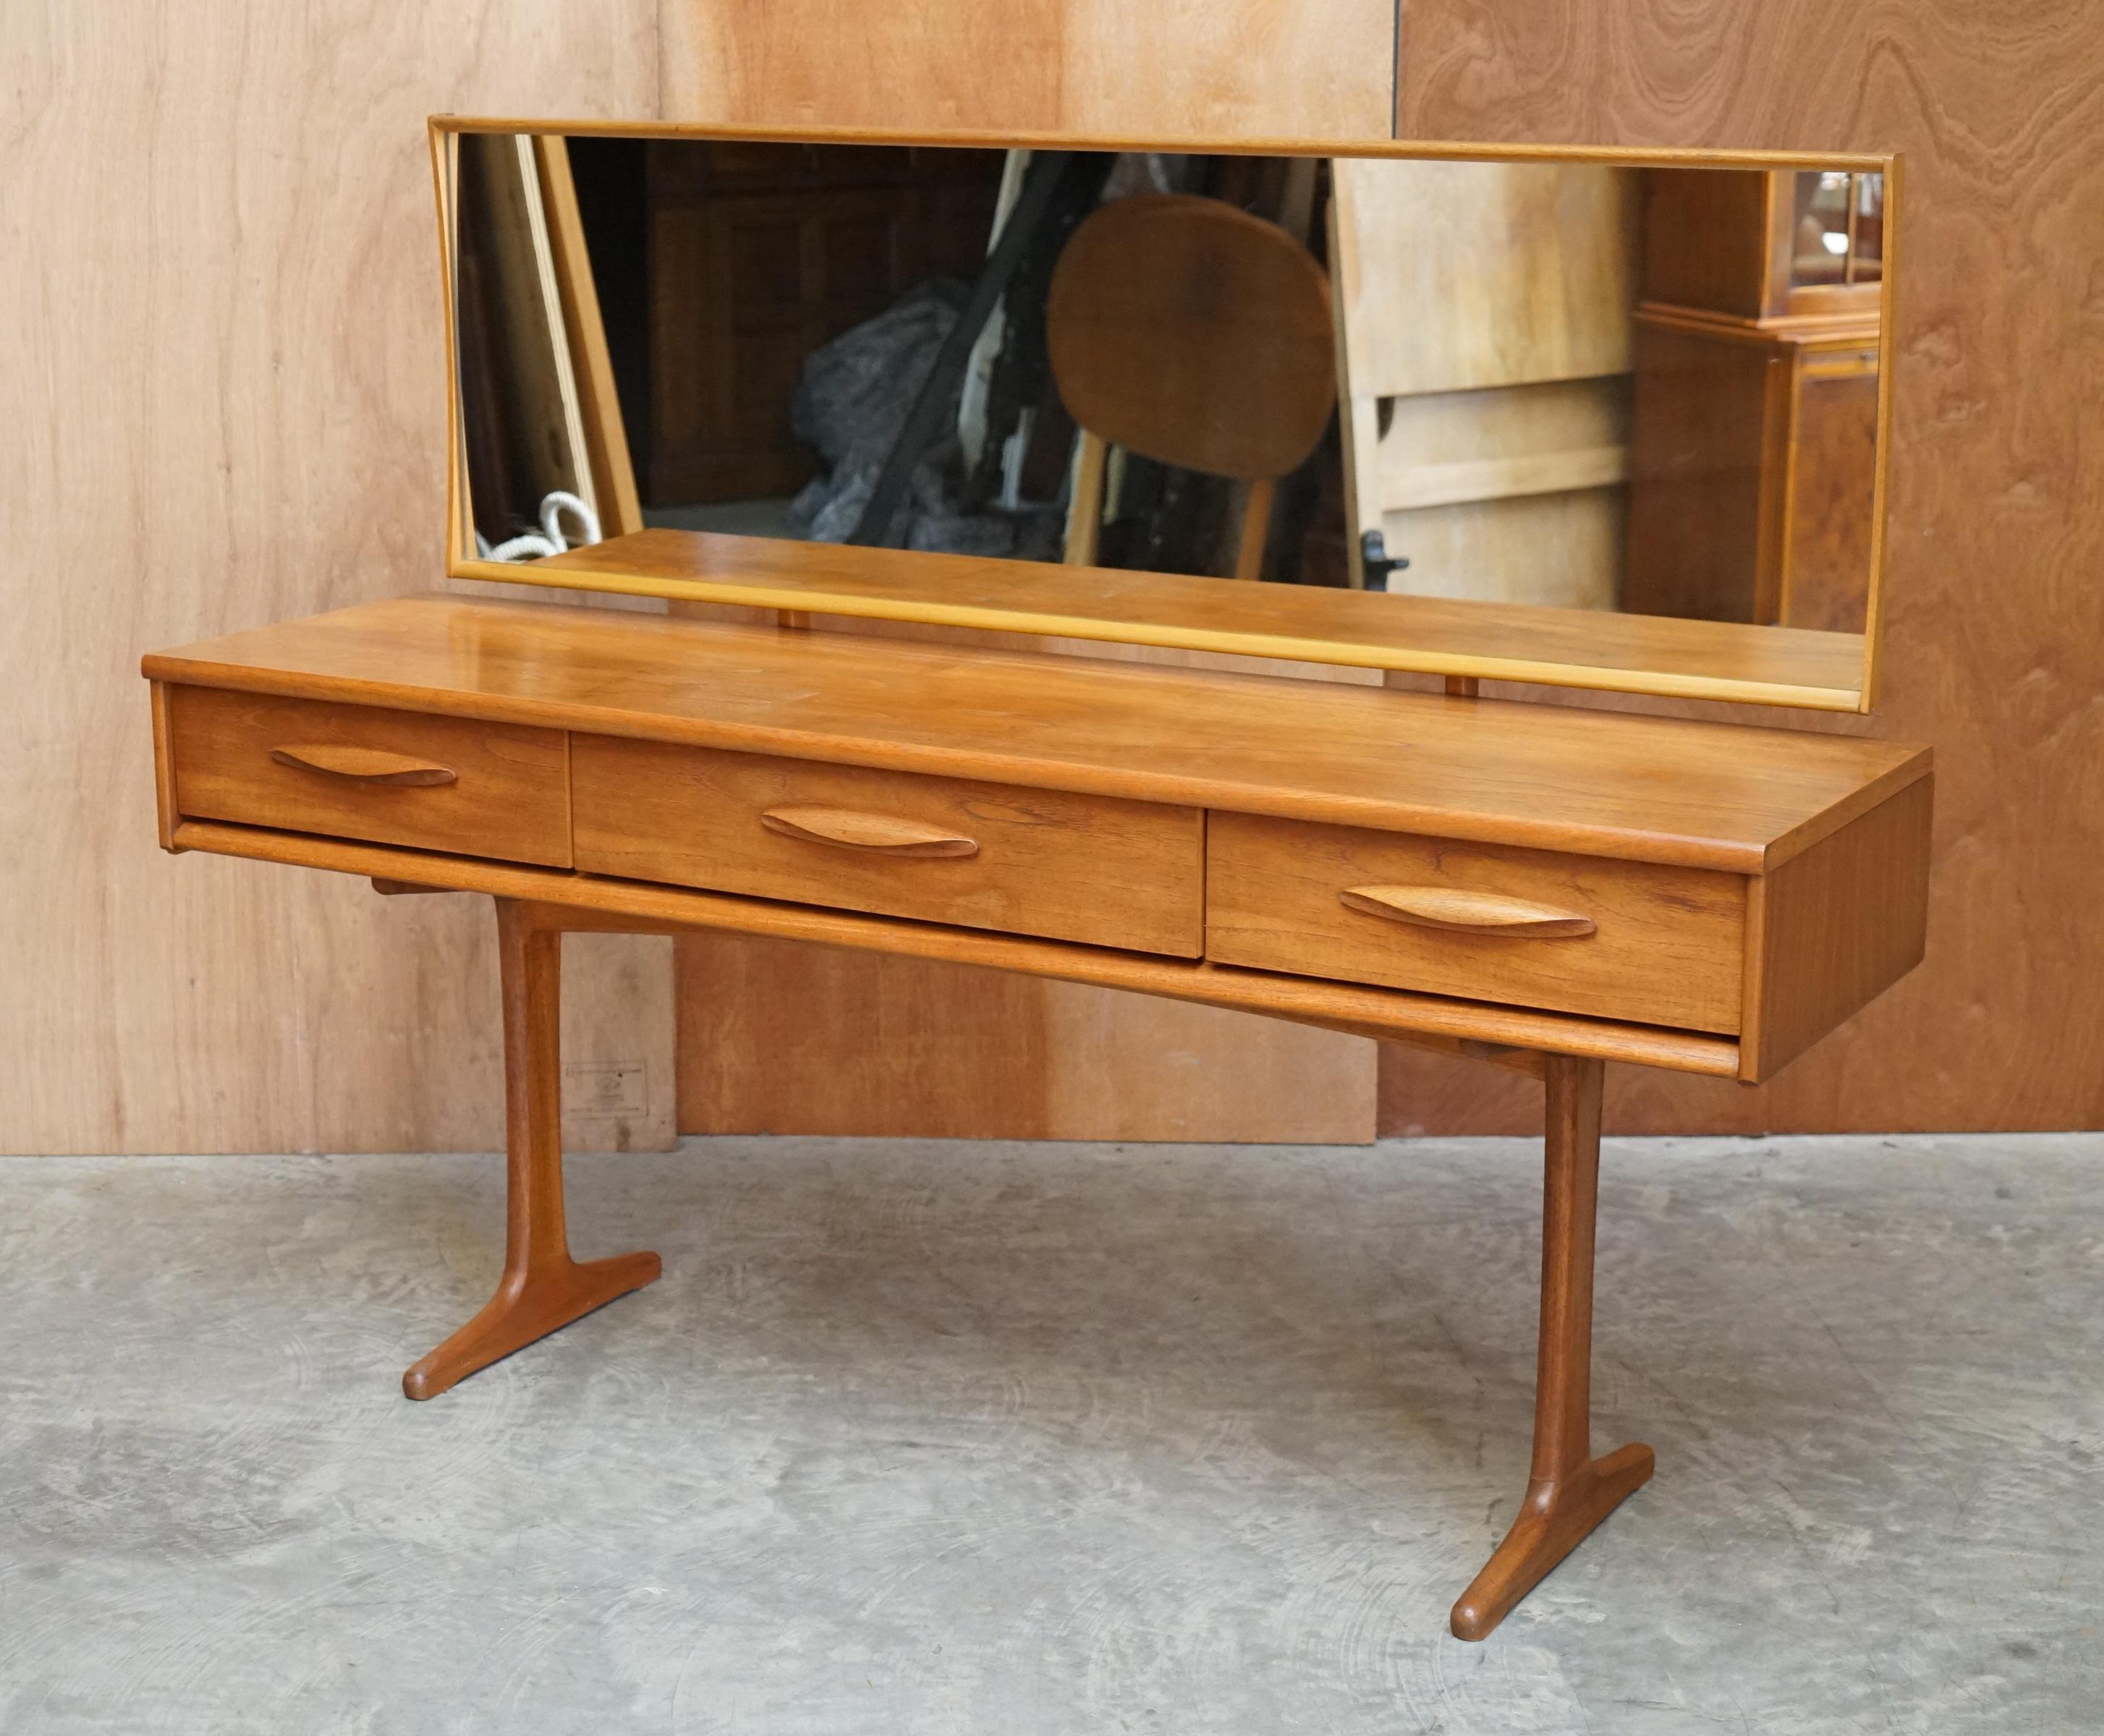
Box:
434;124;1897;710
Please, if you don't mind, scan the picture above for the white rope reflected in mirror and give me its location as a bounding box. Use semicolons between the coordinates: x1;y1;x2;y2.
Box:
480;490;601;563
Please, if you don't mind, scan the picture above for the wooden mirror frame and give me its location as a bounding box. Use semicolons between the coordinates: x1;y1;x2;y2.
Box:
430;118;1901;712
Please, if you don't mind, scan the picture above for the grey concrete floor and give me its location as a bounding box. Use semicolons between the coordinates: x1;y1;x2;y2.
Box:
1;1134;2099;1734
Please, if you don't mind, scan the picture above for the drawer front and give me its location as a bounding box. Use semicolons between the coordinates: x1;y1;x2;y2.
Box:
572;737;1204;957
168;686;572;867
1208;813;1746;1033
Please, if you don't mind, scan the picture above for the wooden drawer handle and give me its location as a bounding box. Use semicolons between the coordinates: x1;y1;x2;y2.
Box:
269;744;459;787
760;804;979;859
1340;885;1596;938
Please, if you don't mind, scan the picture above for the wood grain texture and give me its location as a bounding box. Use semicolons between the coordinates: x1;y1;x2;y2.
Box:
168;687;572;868
757;805;981;857
162;817;1746;1077
1624;303;1883;631
1783;359;1882;633
0;0;663;1154
641;4;1906;1146
1045;194;1337;481
401;898;662;1400
1331;160;1637;399
1356;486;1633;614
1207;812;1747;1033
1329;160;1637;608
533;0;1396;1152
509;523;1872;709
587;0;1400;1149
1620;323;1776;622
1742;775;1932;1080
1379;417;1630;512
1336;885;1598;939
148;683;181;853
670;617;1386;1144
144;594;1929;873
1383;0;2104;1134
143;582;1923;1092
1448;1054;1653;1640
572;737;1205;956
266;744;461;788
145;592;1920;1144
676;937;1381;1143
657;0;1399;138
1638;167;1775;319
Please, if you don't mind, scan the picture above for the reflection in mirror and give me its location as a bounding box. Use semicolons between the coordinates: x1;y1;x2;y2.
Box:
451;137;1883;642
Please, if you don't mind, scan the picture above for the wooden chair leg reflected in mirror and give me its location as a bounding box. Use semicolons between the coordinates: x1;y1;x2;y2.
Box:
1449;1052;1653;1640
400;896;661;1400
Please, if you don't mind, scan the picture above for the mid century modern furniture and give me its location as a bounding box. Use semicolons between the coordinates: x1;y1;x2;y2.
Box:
144;124;1925;1643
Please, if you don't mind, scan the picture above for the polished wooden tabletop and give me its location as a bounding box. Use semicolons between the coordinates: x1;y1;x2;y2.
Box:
145;593;1927;872
512;527;1873;709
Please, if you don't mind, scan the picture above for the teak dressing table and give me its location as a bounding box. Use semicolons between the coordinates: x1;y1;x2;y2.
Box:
143;123;1929;1641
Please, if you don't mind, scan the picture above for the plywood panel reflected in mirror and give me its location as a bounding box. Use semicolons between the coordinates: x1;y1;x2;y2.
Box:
436;125;1893;710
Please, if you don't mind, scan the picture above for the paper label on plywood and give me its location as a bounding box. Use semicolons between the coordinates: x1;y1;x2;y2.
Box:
563;1061;649;1118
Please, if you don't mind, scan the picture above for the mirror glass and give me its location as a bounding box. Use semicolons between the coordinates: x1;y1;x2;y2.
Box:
449;135;1886;684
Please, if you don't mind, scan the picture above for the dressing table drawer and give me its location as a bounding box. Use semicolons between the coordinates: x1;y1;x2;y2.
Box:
1206;813;1747;1034
572;737;1205;957
165;686;572;867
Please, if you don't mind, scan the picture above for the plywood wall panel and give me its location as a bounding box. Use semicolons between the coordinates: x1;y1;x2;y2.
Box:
660;0;1398;137
677;937;1378;1144
0;1;663;1154
1382;0;2104;1133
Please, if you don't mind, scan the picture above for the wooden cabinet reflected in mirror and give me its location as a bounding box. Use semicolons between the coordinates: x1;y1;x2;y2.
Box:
438;127;1895;710
1623;169;1885;634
